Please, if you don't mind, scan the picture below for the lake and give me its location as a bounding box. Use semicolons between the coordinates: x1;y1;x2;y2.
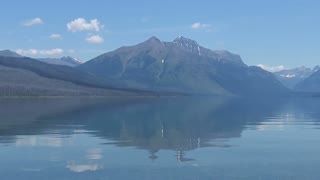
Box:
1;97;320;180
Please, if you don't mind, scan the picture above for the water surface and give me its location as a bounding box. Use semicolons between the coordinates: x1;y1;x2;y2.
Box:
1;97;320;179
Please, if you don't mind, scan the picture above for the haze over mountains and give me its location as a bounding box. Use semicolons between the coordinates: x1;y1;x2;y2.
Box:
1;36;320;96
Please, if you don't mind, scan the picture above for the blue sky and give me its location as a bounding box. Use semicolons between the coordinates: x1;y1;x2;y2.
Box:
1;0;320;69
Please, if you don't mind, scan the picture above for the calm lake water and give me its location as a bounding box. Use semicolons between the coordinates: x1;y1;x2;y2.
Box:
1;97;320;180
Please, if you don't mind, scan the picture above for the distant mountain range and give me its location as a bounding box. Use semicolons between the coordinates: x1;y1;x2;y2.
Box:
37;56;83;67
295;68;320;92
1;36;320;96
78;36;288;96
0;50;82;67
274;66;320;89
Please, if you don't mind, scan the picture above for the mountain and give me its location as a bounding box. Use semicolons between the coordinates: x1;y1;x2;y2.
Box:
0;50;23;58
0;55;148;96
313;65;320;72
295;66;320;92
78;36;289;96
0;50;83;67
37;56;83;67
274;66;319;89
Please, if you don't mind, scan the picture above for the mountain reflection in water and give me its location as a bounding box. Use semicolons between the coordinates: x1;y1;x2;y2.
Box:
2;97;320;179
0;97;288;160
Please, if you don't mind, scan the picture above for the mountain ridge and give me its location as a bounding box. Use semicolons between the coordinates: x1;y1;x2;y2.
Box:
0;50;23;58
273;66;319;89
37;56;83;67
79;36;289;96
0;56;156;96
295;67;320;92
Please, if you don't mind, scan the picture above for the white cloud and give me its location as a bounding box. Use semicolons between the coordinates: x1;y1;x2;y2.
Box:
16;48;64;56
257;64;287;72
191;22;211;29
50;34;62;39
86;35;104;44
23;18;43;26
67;18;101;32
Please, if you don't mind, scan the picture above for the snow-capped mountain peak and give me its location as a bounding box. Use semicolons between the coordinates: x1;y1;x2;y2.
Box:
60;56;83;64
173;36;201;55
173;36;199;47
